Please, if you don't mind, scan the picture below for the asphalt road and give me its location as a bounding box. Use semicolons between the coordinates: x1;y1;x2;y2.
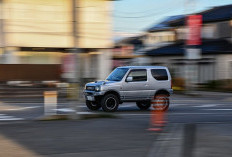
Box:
0;93;232;124
0;92;232;157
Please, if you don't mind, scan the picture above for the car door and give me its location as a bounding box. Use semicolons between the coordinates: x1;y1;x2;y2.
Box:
121;69;149;100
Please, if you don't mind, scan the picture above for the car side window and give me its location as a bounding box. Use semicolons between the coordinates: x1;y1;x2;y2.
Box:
151;69;168;81
127;69;147;82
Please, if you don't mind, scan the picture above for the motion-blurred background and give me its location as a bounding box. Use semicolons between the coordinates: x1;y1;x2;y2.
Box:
0;1;232;157
0;0;231;93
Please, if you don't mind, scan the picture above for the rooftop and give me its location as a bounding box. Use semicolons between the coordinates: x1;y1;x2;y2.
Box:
145;39;232;56
147;15;185;32
169;4;232;26
146;4;232;32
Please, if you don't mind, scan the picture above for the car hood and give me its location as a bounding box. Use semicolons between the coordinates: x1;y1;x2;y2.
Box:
86;80;118;86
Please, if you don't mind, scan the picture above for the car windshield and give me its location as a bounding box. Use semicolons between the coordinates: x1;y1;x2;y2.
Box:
106;68;129;81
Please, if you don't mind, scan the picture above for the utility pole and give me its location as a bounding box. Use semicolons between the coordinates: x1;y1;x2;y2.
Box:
69;0;82;119
0;0;5;63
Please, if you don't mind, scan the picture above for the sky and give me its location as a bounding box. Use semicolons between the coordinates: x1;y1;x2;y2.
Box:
113;0;232;39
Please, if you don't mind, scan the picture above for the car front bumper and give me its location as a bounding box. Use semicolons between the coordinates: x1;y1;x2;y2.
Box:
83;90;105;101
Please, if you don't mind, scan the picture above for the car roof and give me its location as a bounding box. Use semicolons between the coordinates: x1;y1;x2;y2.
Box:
118;66;167;69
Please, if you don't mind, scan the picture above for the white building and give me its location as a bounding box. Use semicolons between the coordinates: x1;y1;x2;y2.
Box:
0;0;113;82
136;5;232;84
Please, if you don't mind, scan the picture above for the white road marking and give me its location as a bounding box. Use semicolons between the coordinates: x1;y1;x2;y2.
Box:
54;108;75;112
0;116;14;118
4;106;41;111
0;114;24;121
76;112;97;115
120;104;135;108
0;118;24;121
203;109;232;111
170;104;190;106
171;99;214;103
193;104;218;108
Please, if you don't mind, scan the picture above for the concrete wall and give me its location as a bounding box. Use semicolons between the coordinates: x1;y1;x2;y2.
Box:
216;54;232;80
0;0;113;81
79;50;112;80
2;0;73;48
1;0;113;49
97;49;112;80
0;49;64;64
78;0;113;49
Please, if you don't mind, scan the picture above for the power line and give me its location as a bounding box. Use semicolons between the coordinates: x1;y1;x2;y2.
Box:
113;6;180;19
114;0;176;15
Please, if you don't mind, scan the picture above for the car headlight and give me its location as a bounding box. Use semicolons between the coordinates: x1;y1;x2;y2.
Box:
95;86;101;92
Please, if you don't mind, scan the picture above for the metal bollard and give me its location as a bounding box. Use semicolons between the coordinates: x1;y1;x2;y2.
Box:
44;91;57;116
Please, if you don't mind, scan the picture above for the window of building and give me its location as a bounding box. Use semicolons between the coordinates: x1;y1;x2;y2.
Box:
151;69;168;81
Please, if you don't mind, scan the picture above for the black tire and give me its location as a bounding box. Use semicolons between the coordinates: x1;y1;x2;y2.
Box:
86;100;101;111
153;94;169;111
136;101;151;110
101;94;119;112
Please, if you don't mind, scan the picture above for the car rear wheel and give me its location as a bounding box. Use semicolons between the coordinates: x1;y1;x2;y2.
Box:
86;100;101;111
101;94;119;112
136;101;151;110
152;94;169;111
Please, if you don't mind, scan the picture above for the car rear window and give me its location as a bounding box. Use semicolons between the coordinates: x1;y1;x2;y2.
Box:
151;69;168;81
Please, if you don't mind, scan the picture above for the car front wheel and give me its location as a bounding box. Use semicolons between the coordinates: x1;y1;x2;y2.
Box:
101;94;119;112
86;100;101;111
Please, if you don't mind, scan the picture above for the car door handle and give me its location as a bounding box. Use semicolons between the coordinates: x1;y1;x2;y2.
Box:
145;84;149;87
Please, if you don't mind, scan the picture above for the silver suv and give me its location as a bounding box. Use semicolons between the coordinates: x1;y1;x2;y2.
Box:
83;66;173;112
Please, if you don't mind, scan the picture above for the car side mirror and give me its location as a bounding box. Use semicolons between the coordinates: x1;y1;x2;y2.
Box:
126;76;133;82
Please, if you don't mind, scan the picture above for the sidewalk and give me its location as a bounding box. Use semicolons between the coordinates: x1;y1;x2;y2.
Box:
148;123;232;157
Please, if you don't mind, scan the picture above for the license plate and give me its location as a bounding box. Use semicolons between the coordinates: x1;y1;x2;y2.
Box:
87;96;94;101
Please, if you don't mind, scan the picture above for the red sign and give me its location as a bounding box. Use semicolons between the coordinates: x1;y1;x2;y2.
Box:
62;54;76;73
186;15;202;45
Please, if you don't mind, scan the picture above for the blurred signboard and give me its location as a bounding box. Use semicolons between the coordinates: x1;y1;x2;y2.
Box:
0;64;61;81
112;45;134;56
186;15;202;45
61;54;76;79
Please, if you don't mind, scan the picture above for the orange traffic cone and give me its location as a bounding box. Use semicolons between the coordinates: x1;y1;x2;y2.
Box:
148;95;167;131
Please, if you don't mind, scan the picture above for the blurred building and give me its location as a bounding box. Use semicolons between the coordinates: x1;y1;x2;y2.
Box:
112;36;144;69
135;4;232;84
0;0;113;82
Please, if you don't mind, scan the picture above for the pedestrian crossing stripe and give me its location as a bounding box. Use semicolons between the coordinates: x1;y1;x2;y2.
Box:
0;114;24;121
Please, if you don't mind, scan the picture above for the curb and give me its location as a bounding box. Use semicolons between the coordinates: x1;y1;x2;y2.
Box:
37;113;119;121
